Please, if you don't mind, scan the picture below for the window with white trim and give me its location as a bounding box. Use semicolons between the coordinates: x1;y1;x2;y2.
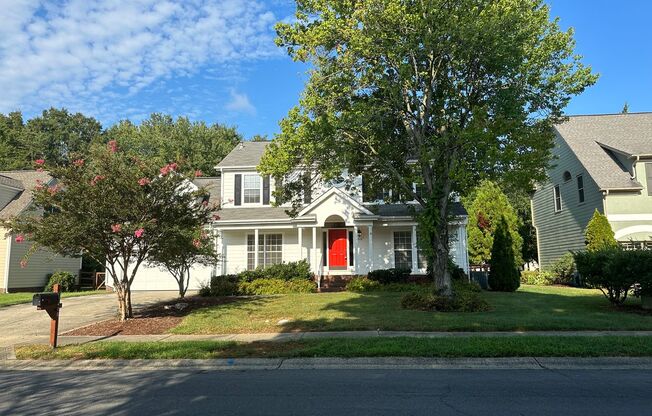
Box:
553;184;562;212
393;231;412;270
247;233;282;270
243;174;261;204
577;175;585;203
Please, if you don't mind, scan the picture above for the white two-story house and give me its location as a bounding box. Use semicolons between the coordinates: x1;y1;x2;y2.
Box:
124;141;470;291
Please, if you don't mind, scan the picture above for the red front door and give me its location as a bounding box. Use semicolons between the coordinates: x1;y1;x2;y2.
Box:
328;229;348;268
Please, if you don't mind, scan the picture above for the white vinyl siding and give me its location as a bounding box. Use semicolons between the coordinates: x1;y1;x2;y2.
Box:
646;163;652;196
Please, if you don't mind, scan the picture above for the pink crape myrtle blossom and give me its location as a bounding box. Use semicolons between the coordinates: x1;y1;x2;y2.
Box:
15;234;25;243
195;170;203;177
47;185;60;196
138;178;151;186
134;228;145;238
107;140;118;153
159;162;179;176
19;259;28;268
73;159;85;167
34;159;45;166
192;239;202;248
36;168;44;172
111;224;122;233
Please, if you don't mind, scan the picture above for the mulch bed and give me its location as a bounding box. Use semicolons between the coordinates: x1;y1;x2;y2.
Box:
63;295;238;336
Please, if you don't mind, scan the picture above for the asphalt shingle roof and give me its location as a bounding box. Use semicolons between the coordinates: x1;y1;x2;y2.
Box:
192;177;221;206
364;202;467;218
0;170;53;219
216;141;270;168
555;113;652;190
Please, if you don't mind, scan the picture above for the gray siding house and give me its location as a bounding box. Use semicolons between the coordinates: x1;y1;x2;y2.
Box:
531;113;652;269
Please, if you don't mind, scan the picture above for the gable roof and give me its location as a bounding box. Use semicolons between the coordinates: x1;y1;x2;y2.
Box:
0;174;24;190
0;170;53;219
216;141;270;168
554;113;652;190
192;176;221;206
298;187;375;217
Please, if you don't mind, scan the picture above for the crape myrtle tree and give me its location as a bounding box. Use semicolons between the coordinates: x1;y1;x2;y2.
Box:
149;225;218;299
2;141;213;320
259;0;597;295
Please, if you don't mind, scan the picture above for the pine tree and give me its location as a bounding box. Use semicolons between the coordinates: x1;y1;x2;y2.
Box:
585;209;618;252
622;102;629;114
488;217;520;292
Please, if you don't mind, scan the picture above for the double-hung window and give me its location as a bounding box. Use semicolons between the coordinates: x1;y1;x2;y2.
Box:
553;185;562;212
393;231;412;270
577;175;585;203
247;234;282;270
243;175;261;204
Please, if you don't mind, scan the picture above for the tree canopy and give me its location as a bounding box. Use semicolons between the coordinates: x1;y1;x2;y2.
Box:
464;180;523;266
2;141;214;320
260;0;597;294
585;209;618;252
0;108;102;169
106;114;241;176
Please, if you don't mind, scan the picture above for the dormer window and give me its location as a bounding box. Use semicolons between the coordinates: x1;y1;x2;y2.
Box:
243;174;261;204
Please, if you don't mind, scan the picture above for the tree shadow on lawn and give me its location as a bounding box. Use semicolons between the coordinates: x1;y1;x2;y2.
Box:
177;287;652;334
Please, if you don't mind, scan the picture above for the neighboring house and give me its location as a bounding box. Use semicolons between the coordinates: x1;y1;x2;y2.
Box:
0;171;81;293
123;141;470;291
531;113;652;270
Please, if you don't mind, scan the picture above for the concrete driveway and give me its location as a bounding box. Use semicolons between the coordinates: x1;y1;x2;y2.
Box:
0;291;179;347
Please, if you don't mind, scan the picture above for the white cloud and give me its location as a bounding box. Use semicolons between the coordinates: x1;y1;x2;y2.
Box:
0;0;281;119
225;89;256;115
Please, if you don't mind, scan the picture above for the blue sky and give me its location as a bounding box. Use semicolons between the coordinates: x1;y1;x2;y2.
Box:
0;1;650;139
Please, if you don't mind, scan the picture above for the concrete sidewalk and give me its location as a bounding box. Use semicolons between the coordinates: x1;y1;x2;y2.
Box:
3;356;652;371
10;329;652;347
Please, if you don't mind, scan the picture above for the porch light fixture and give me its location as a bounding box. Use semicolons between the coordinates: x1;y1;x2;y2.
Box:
357;228;363;239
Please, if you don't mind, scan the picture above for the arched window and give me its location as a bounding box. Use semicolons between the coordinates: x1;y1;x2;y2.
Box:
563;171;572;182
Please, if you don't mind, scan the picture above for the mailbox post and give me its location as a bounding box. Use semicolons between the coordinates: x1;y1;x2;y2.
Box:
32;283;62;348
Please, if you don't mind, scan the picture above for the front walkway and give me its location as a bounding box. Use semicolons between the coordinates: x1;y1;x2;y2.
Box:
0;291;180;348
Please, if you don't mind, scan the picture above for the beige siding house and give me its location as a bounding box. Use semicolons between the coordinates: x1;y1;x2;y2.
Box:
0;171;81;292
532;113;652;269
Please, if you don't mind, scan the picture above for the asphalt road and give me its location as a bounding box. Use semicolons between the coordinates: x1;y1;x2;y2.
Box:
1;367;650;415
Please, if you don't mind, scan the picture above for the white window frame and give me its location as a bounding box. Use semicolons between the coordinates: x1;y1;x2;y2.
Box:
243;174;262;204
553;184;562;212
247;233;283;270
393;230;413;270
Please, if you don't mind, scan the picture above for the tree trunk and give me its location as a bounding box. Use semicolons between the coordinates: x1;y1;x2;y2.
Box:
116;286;127;321
432;235;452;297
125;285;133;318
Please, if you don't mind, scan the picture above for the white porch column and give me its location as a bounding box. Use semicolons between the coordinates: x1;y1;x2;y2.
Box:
216;229;225;275
297;227;303;261
367;225;373;273
411;225;418;273
254;228;259;269
353;226;359;274
312;227;318;273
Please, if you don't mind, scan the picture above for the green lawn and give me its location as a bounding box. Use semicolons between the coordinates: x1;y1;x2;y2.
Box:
0;290;109;307
172;285;652;334
16;336;652;360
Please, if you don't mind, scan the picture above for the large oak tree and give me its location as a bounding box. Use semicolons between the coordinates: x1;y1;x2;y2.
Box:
259;0;597;295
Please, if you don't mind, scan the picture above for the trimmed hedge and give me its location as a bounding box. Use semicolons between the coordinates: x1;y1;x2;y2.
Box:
551;252;575;285
367;268;412;284
199;261;316;296
346;276;425;293
520;270;555;286
45;271;77;292
575;248;652;305
237;260;312;282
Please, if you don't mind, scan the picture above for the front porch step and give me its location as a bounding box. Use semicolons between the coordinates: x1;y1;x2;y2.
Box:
318;275;353;292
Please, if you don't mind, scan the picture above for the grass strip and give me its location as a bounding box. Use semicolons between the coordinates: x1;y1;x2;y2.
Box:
15;336;652;360
0;291;109;308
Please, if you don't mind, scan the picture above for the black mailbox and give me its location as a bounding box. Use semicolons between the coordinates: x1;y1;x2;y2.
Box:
32;292;61;309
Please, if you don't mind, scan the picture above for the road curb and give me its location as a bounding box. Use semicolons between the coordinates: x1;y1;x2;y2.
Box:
3;357;652;371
